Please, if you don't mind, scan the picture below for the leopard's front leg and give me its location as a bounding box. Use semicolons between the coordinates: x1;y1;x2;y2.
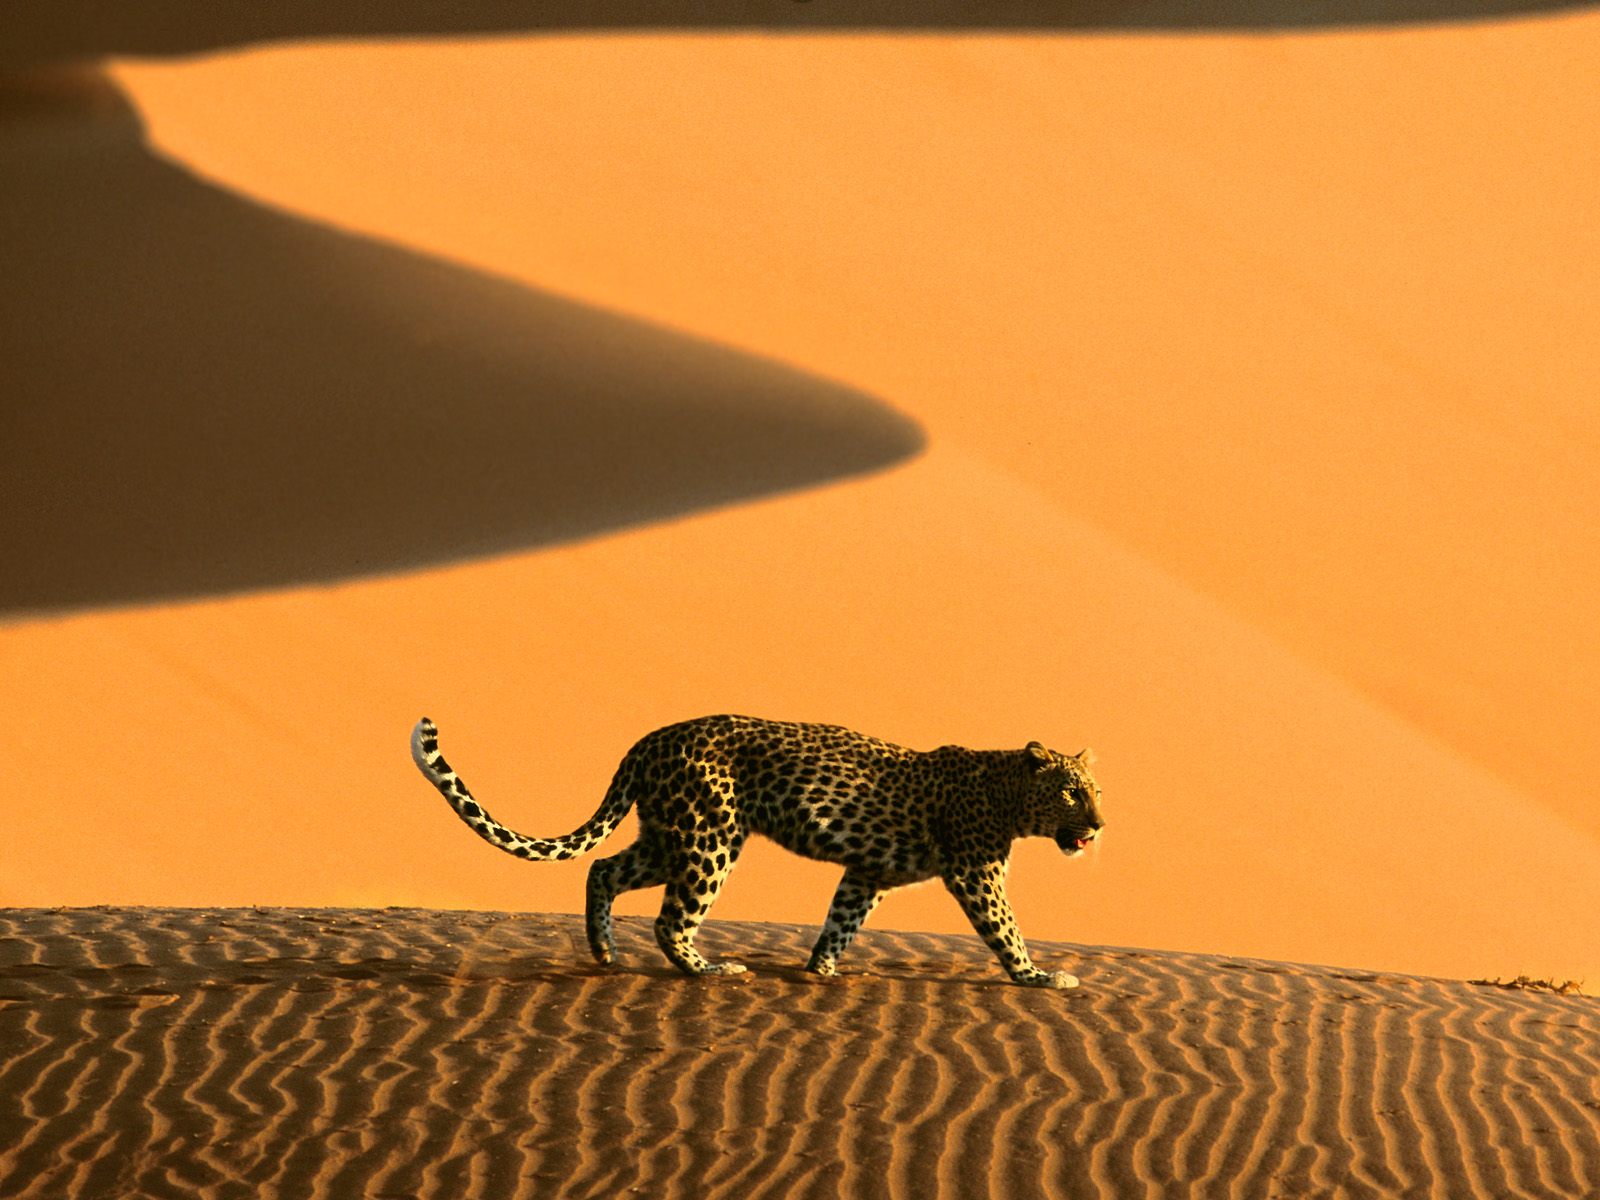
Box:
942;860;1078;989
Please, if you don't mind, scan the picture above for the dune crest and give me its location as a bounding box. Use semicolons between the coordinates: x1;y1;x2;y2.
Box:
3;0;1596;74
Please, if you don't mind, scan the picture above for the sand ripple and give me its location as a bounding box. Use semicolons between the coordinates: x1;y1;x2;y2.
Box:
1;908;1597;1199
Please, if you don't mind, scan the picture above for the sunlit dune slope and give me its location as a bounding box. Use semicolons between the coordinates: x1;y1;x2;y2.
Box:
95;27;1600;843
2;908;1597;1200
9;447;1600;984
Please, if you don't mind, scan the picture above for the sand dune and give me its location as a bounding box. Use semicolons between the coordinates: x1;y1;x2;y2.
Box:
4;14;1598;997
0;69;918;615
106;27;1600;843
9;443;1600;985
1;908;1596;1199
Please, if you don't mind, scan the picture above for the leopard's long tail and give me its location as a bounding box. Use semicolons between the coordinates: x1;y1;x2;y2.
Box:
410;717;634;862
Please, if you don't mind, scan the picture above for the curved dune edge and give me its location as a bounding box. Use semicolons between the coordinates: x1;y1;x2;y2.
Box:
0;69;922;617
1;908;1596;1199
4;0;1600;74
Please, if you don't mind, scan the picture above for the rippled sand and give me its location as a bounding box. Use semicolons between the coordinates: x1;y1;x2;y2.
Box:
2;908;1596;1198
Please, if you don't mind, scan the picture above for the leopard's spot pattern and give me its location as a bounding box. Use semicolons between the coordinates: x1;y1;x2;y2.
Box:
411;714;1104;986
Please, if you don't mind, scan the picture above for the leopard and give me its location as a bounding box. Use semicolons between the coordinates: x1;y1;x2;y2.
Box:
410;713;1105;987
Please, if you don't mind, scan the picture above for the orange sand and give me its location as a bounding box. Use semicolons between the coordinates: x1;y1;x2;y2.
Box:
3;908;1598;1200
4;11;1599;985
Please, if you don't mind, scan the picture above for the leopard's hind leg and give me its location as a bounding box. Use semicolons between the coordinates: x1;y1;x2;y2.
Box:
653;832;747;977
585;837;671;965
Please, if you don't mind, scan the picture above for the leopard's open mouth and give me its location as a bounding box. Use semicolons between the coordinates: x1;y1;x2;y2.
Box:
1056;829;1094;853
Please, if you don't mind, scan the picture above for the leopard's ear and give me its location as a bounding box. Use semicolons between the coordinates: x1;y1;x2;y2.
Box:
1075;747;1097;767
1025;741;1053;769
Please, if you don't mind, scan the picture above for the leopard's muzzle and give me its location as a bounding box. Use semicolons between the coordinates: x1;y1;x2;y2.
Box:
1056;826;1100;854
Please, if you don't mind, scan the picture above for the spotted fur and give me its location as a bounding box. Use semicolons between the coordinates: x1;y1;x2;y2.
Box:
411;714;1105;987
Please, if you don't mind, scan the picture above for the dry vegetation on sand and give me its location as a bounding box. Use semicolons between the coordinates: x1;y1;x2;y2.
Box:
1469;974;1586;996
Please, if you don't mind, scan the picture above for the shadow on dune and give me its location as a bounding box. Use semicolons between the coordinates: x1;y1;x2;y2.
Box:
0;72;922;617
5;0;1582;615
1;0;1595;70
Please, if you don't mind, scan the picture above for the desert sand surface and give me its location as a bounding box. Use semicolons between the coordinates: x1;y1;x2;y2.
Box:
4;6;1600;990
1;907;1597;1200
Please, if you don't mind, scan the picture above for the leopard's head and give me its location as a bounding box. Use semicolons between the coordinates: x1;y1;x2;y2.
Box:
1021;742;1104;855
